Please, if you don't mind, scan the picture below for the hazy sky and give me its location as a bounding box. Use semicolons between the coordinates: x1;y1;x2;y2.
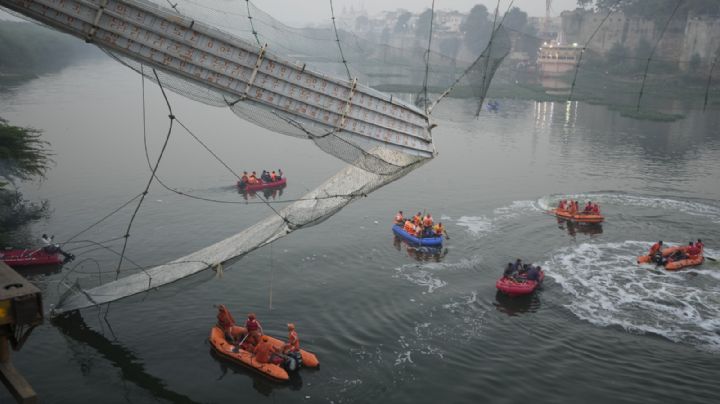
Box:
1;1;581;24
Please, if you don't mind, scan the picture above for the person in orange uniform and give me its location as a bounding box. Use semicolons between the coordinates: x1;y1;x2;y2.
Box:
696;239;704;254
423;214;433;228
254;336;281;364
403;219;415;235
284;323;300;354
270;171;277;182
395;210;404;225
649;241;663;256
413;212;422;226
245;313;263;346
568;200;577;215
433;222;447;238
686;242;701;258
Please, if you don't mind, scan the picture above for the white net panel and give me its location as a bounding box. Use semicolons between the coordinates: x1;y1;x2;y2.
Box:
0;0;509;313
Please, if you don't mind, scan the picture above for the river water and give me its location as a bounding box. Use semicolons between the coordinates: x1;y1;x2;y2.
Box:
2;57;720;403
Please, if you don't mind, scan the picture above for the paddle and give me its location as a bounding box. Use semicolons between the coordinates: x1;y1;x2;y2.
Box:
232;332;249;353
706;256;717;262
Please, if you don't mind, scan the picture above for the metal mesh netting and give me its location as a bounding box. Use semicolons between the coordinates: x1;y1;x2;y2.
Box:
0;0;510;312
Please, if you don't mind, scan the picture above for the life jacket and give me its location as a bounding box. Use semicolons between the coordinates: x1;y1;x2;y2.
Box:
240;175;249;183
592;204;600;214
413;215;421;225
433;224;443;235
217;305;236;330
270;172;277;181
403;220;414;233
686;245;701;257
254;340;273;363
423;216;433;227
649;243;662;255
246;318;259;332
287;330;300;352
696;241;704;253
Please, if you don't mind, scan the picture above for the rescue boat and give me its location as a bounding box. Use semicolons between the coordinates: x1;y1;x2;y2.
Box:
496;270;545;297
237;177;287;191
0;248;63;267
392;224;443;247
637;245;703;270
552;208;604;223
637;246;684;264
209;326;320;381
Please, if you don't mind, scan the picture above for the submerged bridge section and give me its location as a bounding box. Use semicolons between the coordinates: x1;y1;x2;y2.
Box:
0;0;434;158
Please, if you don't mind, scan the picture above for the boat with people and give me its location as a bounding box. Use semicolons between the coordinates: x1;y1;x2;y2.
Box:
496;259;545;297
210;305;319;382
392;225;443;247
237;169;287;191
551;199;604;223
637;240;705;271
391;210;446;247
0;247;64;267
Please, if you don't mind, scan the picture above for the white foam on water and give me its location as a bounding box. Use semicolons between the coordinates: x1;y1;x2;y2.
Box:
545;241;720;351
393;256;483;293
542;192;720;224
456;216;494;236
493;199;543;220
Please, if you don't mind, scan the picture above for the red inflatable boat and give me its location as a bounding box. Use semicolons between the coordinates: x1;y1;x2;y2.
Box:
237;178;287;191
496;270;545;297
0;248;63;267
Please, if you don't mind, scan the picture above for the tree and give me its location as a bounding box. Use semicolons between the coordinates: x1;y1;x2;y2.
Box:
503;7;528;32
461;5;491;56
394;11;412;34
577;0;720;20
415;9;433;38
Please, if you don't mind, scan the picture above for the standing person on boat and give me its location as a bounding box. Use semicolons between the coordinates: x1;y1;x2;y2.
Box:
648;241;663;263
512;258;523;273
696;239;704;254
423;214;433;228
277;169;283;180
245;313;263;346
395;210;404;225
240;171;249;187
249;171;259;184
270;171;277;182
41;234;74;261
283;323;300;354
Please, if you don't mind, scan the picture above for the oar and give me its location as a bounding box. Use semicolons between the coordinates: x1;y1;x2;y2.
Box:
232;332;249;353
705;256;717;262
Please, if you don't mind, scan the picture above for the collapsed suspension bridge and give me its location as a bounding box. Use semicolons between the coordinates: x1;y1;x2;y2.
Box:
0;0;509;314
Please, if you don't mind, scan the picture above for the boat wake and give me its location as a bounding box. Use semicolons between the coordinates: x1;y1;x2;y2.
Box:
392;257;482;293
545;241;720;351
539;192;720;223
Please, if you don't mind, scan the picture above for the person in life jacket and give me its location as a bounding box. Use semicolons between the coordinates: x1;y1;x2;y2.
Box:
568;201;577;215
686;241;702;258
558;200;566;211
283;323;300;354
277;169;283;180
270;171;277;182
423;214;433;228
591;203;600;214
433;222;447;238
249;171;258;184
696;239;704;254
403;219;414;234
240;171;249;185
413;212;422;226
254;336;282;365
583;202;593;214
526;265;542;282
245;313;263;346
649;241;663;257
395;210;404;225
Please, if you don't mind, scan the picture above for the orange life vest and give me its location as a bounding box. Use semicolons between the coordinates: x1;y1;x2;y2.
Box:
287;330;300;352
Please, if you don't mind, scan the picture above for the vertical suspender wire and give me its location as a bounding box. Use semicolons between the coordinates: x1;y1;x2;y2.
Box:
421;0;437;113
567;2;618;102
245;0;261;46
635;0;683;112
329;0;352;81
268;243;274;311
115;68;175;280
703;48;719;112
473;0;511;117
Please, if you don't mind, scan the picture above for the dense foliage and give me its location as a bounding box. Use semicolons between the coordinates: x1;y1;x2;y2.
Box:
577;0;720;19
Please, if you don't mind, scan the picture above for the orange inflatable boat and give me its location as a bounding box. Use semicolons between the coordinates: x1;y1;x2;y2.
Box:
637;245;703;270
210;305;319;381
552;208;604;223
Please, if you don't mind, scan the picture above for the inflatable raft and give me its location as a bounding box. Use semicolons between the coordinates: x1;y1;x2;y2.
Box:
496;270;545;297
0;248;63;267
392;225;443;247
209;326;319;382
237;178;287;191
552;208;604;223
637;245;703;270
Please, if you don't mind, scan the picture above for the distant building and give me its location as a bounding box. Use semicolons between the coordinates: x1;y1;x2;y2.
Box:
537;42;581;76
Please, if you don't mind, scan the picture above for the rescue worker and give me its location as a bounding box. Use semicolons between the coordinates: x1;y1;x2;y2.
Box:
512;258;523;272
284;323;300;354
583;202;593;214
413;212;422;226
696;239;704;254
568;201;577;215
403;219;415;234
254;336;281;364
422;214;433;228
558;200;566;211
686;241;701;258
591;203;600;214
240;171;249;185
649;240;663;257
249;171;258;184
395;210;404;225
433;222;448;238
277;169;283;180
503;262;516;279
245;313;263;346
270;170;277;182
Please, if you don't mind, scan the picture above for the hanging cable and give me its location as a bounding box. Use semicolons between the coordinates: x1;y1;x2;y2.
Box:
245;0;261;46
421;1;436;113
703;48;719;112
329;0;352;81
635;0;683;112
